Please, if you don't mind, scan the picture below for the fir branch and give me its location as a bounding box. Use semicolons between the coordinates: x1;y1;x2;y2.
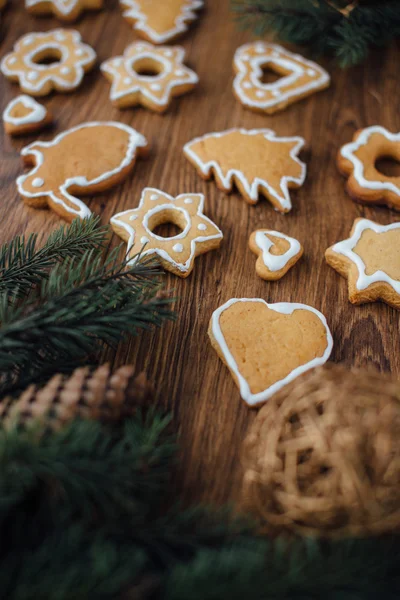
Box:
0;251;174;395
232;0;400;67
0;216;107;301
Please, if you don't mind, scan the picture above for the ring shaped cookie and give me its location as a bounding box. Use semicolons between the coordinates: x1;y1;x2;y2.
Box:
338;126;400;211
25;0;103;21
101;42;198;112
111;188;223;278
233;42;330;114
119;0;203;44
17;121;148;222
209;298;333;407
249;230;303;280
1;30;96;96
326;218;400;309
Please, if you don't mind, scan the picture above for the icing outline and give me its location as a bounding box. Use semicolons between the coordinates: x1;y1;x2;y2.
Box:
331;218;400;292
101;42;198;108
0;29;96;94
111;187;223;274
254;230;301;272
340;126;400;197
183;128;306;211
25;0;101;17
3;95;47;126
211;298;333;407
233;42;330;111
17;121;148;220
119;0;203;44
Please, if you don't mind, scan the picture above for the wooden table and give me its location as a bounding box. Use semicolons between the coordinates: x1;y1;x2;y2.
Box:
1;1;400;506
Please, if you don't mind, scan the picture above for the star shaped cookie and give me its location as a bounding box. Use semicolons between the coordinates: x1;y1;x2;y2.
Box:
101;42;198;112
184;128;306;212
111;188;223;278
325;218;400;309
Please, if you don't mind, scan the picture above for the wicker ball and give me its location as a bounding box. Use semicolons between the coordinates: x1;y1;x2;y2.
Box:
241;365;400;538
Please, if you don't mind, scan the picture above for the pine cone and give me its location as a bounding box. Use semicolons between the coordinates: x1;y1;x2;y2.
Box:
0;364;153;429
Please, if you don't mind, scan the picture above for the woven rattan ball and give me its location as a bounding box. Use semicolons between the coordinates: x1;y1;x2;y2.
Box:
241;365;400;538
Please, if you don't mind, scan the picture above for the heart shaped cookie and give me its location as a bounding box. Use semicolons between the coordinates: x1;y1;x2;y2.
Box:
208;298;333;407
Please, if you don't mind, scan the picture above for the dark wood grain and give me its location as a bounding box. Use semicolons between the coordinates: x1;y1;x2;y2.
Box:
1;1;400;506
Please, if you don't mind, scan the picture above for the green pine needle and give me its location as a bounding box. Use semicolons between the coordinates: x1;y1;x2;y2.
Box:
0;250;174;395
232;0;400;67
0;216;107;301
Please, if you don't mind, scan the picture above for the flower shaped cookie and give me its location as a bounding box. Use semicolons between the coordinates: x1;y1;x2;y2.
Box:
101;42;198;112
111;188;223;277
1;29;96;96
338;126;400;211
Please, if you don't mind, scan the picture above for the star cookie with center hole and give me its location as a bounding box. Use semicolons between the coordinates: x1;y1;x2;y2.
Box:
325;218;400;309
249;230;303;280
3;95;53;136
110;188;223;278
101;42;198;113
338;126;400;211
184;128;306;213
0;29;96;97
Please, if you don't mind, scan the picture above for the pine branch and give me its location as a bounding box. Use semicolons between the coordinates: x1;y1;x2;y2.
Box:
0;251;174;395
0;217;107;301
232;0;400;67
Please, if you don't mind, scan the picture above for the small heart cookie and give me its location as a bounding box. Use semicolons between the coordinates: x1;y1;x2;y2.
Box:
249;229;303;280
208;298;333;407
3;95;52;136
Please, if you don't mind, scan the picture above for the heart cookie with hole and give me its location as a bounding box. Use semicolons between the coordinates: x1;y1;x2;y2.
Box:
111;188;223;277
3;95;52;136
338;126;400;211
209;298;333;407
233;42;330;114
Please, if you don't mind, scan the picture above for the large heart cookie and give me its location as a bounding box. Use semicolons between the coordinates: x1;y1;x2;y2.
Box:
208;298;333;407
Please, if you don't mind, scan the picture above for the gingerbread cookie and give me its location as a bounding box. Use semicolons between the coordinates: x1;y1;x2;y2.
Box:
111;188;223;278
249;230;303;280
1;29;96;96
17;121;148;222
101;42;198;112
120;0;203;44
209;298;333;407
325;218;400;309
3;95;52;136
184;128;306;212
233;42;330;115
25;0;102;21
338;126;400;211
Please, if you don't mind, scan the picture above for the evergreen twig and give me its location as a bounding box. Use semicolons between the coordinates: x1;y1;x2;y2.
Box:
0;412;399;600
0;216;107;301
232;0;400;67
0;250;174;395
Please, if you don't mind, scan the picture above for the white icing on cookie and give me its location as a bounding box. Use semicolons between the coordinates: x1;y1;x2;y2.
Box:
101;42;198;108
255;230;301;272
211;298;333;407
3;95;47;126
340;126;400;197
183;128;306;211
111;187;223;274
233;42;330;112
331;218;400;292
26;0;86;16
0;29;96;95
17;121;148;220
119;0;204;44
